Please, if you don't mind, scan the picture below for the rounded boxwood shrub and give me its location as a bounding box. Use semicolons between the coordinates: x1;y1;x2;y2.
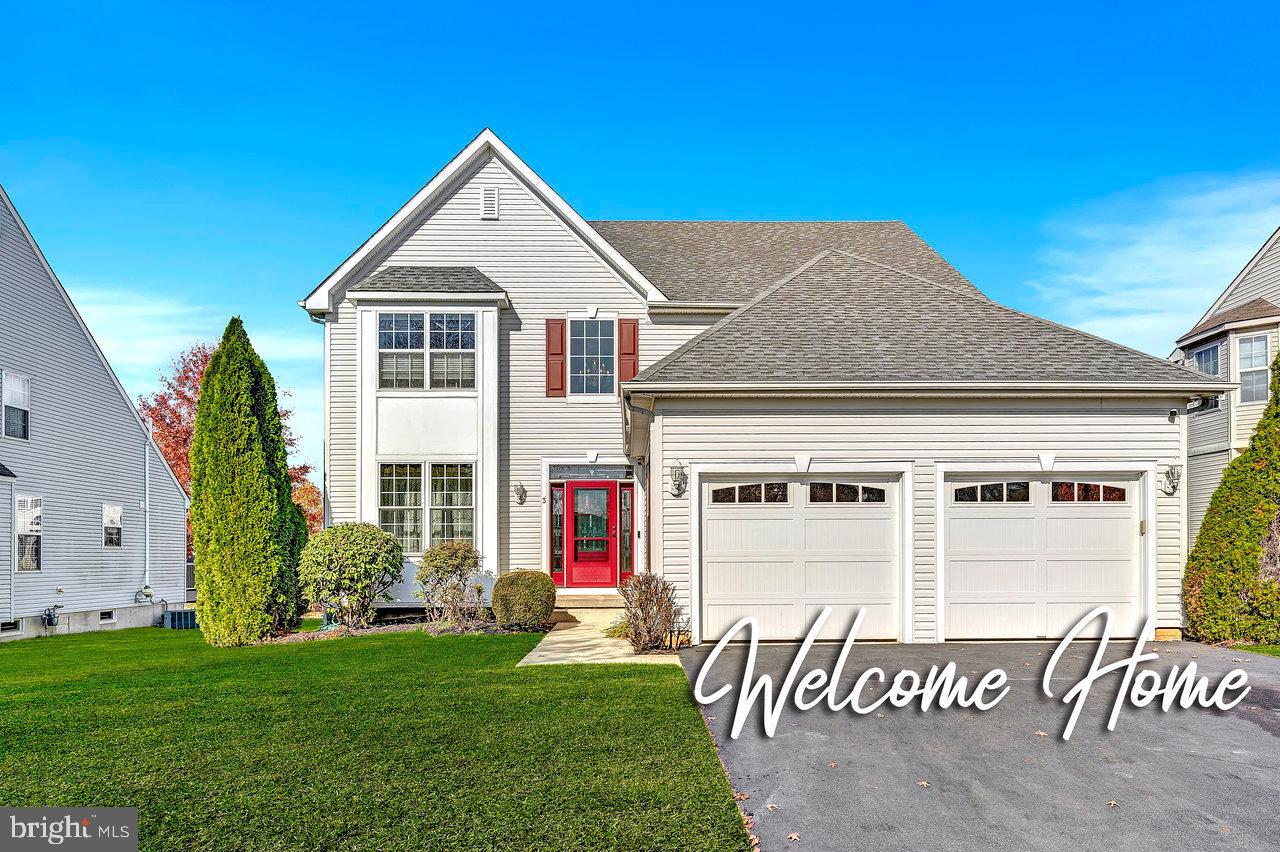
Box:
298;523;403;628
492;570;556;629
1185;349;1280;644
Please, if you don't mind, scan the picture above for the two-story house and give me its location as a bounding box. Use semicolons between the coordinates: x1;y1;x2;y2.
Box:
1172;225;1280;547
303;130;1228;644
0;186;188;640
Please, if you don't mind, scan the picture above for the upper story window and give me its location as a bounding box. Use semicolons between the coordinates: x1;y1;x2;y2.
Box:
103;503;123;548
17;495;41;571
378;312;476;391
1193;344;1219;377
1238;334;1270;403
3;371;30;439
429;314;476;389
569;319;615;395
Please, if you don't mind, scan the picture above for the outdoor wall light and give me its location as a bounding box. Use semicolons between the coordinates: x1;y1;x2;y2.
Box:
513;483;527;505
1161;464;1183;496
669;462;688;497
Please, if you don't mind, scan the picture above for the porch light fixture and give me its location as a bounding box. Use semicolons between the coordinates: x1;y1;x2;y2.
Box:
1160;464;1183;496
513;482;527;505
669;462;688;497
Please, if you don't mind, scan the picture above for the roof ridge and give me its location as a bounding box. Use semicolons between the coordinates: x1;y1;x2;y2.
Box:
830;248;981;298
632;250;837;382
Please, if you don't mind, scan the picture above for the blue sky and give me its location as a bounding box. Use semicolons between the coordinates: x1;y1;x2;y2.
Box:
4;1;1279;477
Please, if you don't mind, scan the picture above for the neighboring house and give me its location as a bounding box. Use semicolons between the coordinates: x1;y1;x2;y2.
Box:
1172;225;1280;547
0;186;188;641
303;130;1228;643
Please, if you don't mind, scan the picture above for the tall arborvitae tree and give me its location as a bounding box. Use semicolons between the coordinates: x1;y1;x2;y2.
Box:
191;318;306;645
1185;348;1280;644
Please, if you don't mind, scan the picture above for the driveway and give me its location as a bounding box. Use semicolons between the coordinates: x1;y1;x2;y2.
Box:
681;640;1280;851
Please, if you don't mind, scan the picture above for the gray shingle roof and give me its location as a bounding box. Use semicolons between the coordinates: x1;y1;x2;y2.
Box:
1179;297;1280;342
589;220;978;303
350;266;504;293
0;462;13;478
633;251;1218;387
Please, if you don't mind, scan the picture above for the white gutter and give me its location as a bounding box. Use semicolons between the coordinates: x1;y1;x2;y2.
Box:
646;301;741;315
623;380;1235;398
345;291;510;308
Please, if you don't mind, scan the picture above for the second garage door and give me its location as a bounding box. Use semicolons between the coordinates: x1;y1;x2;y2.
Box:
701;476;900;641
943;476;1143;639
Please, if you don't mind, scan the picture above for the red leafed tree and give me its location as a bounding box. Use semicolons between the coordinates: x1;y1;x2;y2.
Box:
139;343;318;549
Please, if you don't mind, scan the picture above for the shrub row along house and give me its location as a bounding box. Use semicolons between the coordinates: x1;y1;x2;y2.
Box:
0;187;187;640
302;130;1230;644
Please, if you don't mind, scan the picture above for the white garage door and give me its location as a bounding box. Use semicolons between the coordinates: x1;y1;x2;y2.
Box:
701;477;900;641
943;476;1143;639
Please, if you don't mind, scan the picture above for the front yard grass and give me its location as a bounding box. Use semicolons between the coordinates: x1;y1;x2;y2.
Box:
0;627;748;851
1240;644;1280;658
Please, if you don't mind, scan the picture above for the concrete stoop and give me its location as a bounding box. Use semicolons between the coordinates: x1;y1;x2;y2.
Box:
520;606;678;666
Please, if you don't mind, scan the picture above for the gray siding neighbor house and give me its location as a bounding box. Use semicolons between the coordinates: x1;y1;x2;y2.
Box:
0;186;188;641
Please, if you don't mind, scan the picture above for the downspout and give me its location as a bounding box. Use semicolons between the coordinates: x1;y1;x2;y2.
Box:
7;482;14;621
143;440;151;590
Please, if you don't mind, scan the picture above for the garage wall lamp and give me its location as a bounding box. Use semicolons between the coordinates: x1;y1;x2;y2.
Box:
669;462;688;497
1160;464;1183;496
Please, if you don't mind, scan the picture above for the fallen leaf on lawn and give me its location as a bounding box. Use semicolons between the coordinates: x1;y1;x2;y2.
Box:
734;791;750;801
788;833;801;842
917;780;931;788
1035;730;1048;737
1222;826;1231;833
706;716;716;721
766;804;780;812
1107;800;1119;808
828;762;839;768
749;833;760;847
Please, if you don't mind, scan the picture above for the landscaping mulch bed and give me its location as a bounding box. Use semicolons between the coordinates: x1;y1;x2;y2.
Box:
267;620;539;644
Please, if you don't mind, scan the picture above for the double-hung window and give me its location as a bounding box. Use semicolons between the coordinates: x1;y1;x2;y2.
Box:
17;496;42;571
378;312;477;390
1239;335;1270;403
430;464;474;542
428;314;476;389
568;318;615;395
378;464;423;553
3;371;30;439
103;503;123;547
1191;345;1221;411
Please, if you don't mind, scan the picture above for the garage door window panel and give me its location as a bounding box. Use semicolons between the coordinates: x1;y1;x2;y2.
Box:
710;482;789;504
1051;481;1127;503
809;482;886;504
952;482;1031;504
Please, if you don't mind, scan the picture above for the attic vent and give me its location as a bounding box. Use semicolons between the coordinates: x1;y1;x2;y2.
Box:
481;186;500;220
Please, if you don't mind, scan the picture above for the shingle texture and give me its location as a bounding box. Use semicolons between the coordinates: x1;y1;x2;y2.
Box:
350;265;504;293
0;461;13;478
1180;297;1280;342
634;251;1216;386
589;220;978;303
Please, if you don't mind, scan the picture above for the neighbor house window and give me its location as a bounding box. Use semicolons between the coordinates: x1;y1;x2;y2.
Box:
1191;345;1221;411
17;495;41;571
429;313;476;389
430;464;474;543
103;503;123;547
378;464;423;553
1239;335;1269;403
3;371;30;439
568;319;615;395
378;313;425;389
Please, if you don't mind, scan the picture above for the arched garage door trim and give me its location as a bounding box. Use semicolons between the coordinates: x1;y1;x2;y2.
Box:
933;461;1158;642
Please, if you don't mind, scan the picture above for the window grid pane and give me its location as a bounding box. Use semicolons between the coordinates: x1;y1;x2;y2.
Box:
378;464;423;552
568;319;615;395
1193;345;1219;377
379;352;425;389
430;463;474;543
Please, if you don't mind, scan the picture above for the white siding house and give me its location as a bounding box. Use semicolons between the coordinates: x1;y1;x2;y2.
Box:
0;186;188;640
1172;226;1280;547
305;130;1227;642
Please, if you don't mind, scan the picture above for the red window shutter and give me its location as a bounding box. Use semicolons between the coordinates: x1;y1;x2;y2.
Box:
545;319;566;397
618;318;639;384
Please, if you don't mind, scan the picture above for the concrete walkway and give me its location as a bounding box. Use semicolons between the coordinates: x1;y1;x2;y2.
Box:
517;608;680;666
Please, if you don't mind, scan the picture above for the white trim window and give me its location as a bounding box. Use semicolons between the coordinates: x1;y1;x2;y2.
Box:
3;371;31;440
430;463;474;543
428;314;476;389
568;318;615;396
17;495;42;572
1238;334;1270;403
103;503;123;548
378;463;423;553
377;313;425;389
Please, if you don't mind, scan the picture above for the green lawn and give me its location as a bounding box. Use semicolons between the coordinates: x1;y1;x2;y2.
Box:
1241;644;1280;658
0;627;749;851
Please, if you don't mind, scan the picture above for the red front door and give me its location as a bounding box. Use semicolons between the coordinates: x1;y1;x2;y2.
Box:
565;481;617;587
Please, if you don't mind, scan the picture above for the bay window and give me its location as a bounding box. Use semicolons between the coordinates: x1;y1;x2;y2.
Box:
1239;335;1270;403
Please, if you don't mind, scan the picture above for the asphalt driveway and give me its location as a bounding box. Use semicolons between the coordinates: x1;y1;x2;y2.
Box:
681;640;1280;851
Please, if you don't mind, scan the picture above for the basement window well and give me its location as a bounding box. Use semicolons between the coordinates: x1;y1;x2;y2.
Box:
99;610;116;623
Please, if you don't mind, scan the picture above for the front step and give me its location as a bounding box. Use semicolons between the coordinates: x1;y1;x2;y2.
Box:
554;593;623;609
